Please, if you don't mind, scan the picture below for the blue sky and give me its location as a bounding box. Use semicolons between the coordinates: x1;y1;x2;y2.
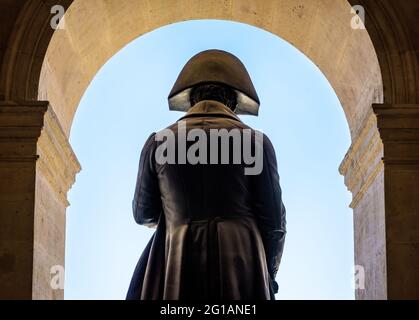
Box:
65;20;354;300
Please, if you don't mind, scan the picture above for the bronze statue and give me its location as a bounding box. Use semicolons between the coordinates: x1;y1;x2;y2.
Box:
127;50;286;300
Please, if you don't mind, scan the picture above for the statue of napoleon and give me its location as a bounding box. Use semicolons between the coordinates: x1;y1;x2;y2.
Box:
126;50;286;300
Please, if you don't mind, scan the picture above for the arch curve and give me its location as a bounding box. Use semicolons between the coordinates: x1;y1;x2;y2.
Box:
37;0;383;138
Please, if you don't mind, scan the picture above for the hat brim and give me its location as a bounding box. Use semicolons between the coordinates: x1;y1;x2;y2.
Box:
168;88;259;116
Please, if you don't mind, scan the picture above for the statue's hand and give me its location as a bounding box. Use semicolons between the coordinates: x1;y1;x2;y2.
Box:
269;276;279;295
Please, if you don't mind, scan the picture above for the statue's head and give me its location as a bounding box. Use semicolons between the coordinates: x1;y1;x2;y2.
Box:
168;49;260;115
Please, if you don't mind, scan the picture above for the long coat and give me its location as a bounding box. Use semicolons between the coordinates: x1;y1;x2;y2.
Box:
126;100;286;300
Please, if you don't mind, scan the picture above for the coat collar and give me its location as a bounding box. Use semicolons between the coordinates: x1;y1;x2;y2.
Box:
177;100;242;123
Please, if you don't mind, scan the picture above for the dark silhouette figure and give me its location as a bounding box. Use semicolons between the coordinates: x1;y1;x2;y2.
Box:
127;50;286;300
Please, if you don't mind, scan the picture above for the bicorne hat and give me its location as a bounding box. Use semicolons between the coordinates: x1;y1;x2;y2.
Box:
168;49;260;115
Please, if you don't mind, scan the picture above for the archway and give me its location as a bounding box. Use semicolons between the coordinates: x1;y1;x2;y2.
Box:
8;0;419;300
34;0;384;300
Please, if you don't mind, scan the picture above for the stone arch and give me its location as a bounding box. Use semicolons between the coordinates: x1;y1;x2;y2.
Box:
38;0;385;300
1;0;419;299
39;0;383;137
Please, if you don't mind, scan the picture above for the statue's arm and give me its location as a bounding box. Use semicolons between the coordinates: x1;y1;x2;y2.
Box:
132;132;162;227
252;134;286;292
